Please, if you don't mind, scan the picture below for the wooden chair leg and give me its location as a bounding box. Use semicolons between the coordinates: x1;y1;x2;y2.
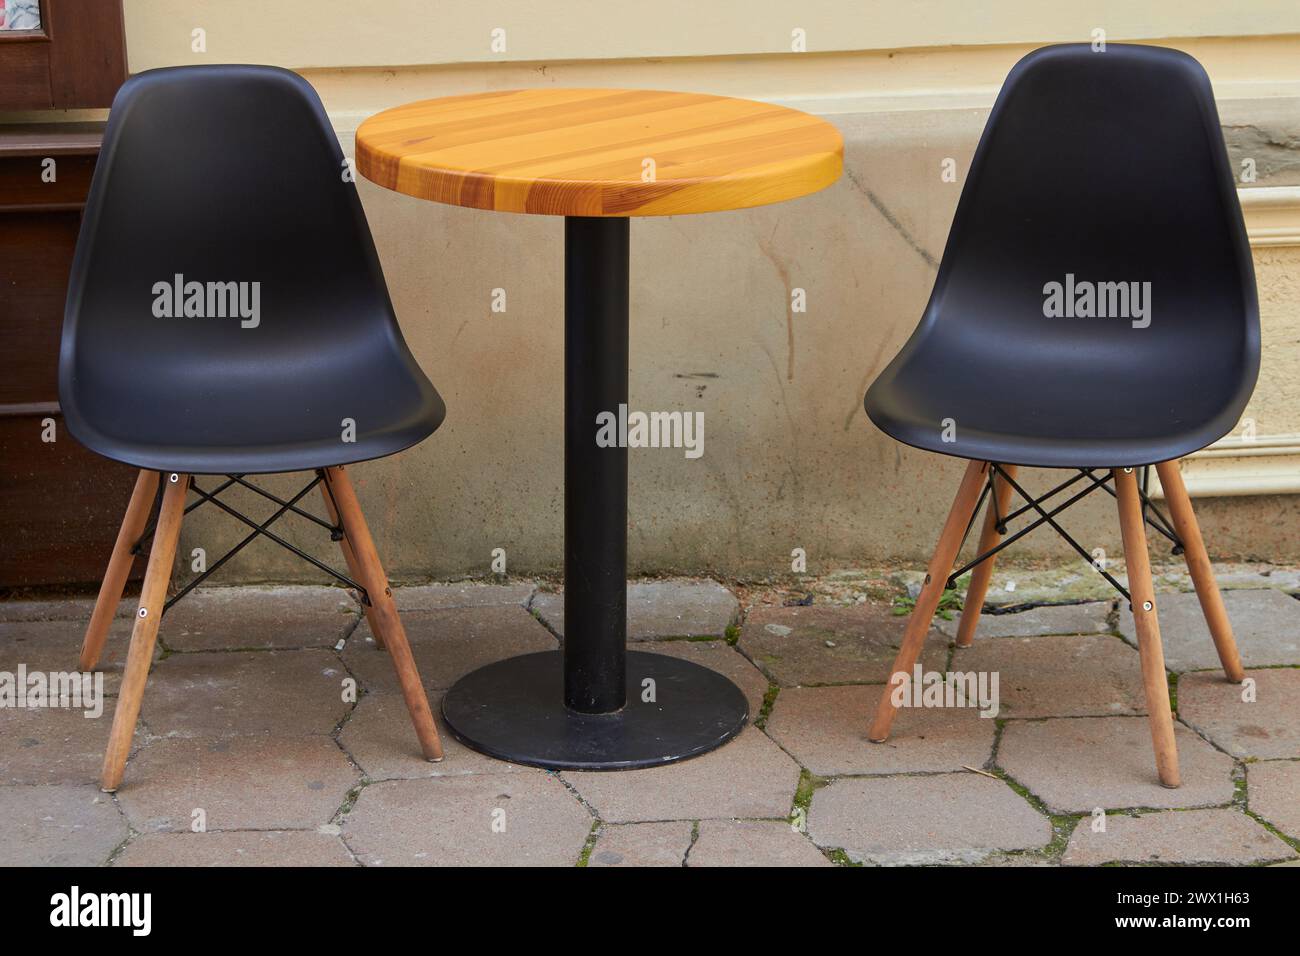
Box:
323;465;442;761
1155;460;1245;683
319;477;385;650
869;459;989;742
101;472;188;792
955;463;1018;648
1114;467;1181;788
81;470;161;671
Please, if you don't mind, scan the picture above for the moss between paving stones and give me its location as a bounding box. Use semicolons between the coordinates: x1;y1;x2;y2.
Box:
992;769;1078;862
790;769;858;865
791;768;826;817
753;684;780;730
575;821;600;867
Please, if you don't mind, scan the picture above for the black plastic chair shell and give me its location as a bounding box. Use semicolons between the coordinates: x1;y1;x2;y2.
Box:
60;64;444;475
864;44;1258;469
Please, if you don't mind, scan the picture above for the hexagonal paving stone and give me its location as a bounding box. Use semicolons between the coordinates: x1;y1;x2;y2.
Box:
562;729;801;823
390;582;535;610
808;774;1051;865
0;596;118;623
1178;668;1300;759
689;820;833;867
1063;807;1296;865
937;602;1112;639
1247;760;1300;839
739;603;947;687
142;649;353;738
532;579;738;640
159;586;360;651
971;853;1056;867
912;564;1299;607
342;773;591;866
339;692;530;779
637;640;770;714
954;634;1146;718
343;605;555;693
114;830;356;866
588;822;692;867
115;736;359;832
0;617;146;696
766;684;996;776
1194;566;1300;592
0;706;137;786
998;717;1236;813
0;784;127;866
913;566;1110;607
1117;589;1300;672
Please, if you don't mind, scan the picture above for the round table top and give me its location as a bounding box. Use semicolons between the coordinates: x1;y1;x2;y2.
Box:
355;88;843;217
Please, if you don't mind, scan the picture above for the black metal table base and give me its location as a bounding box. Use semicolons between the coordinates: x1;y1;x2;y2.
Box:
442;215;750;770
441;650;749;771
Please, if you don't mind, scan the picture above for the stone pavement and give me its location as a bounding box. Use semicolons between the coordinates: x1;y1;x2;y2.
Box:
0;572;1297;867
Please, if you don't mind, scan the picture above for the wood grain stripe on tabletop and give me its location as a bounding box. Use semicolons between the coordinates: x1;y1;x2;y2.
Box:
356;88;844;217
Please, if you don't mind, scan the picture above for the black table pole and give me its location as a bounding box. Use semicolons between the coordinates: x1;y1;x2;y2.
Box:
563;216;629;714
440;215;749;771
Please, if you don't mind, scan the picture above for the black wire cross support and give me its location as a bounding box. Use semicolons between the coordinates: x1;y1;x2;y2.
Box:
129;471;370;617
943;463;1186;605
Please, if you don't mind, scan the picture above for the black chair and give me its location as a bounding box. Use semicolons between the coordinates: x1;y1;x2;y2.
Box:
863;44;1257;788
61;65;446;791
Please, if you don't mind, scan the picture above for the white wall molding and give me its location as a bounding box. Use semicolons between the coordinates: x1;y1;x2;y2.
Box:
1152;435;1300;498
1241;186;1300;247
1153;187;1300;499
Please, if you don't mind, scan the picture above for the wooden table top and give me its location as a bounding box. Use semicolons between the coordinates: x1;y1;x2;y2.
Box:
355;88;843;217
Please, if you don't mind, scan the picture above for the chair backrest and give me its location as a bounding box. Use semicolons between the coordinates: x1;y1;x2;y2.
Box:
60;65;413;438
921;43;1257;389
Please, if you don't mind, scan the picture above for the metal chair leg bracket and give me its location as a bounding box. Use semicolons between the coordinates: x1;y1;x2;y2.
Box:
127;472;371;616
944;464;1186;604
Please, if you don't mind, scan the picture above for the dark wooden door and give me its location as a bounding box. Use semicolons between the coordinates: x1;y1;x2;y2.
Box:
1;2;137;588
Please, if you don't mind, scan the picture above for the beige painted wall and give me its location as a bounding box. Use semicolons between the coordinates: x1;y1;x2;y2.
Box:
97;5;1300;579
120;1;1300;71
